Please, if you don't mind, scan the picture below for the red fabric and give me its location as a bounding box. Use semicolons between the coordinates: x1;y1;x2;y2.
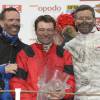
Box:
10;43;75;100
56;14;74;33
64;75;76;99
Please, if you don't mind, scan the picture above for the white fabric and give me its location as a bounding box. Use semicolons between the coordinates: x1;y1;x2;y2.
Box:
64;28;100;100
15;88;21;100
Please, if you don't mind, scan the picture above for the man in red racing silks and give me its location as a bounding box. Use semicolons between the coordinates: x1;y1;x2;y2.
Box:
10;15;76;100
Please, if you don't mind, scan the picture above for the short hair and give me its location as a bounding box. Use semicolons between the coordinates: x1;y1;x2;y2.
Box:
74;5;95;18
35;15;56;31
1;7;19;19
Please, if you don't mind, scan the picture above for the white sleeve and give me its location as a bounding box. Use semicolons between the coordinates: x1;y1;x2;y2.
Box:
64;38;85;62
64;39;79;58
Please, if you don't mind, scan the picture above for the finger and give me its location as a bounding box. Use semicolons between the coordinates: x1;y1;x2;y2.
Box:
10;70;16;74
47;93;60;99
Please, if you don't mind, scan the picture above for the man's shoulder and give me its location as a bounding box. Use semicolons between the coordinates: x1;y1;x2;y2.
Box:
19;43;35;57
64;37;78;48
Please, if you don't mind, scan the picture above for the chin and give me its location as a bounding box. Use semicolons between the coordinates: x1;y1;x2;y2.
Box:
42;41;51;45
11;31;18;36
43;43;51;45
10;33;17;36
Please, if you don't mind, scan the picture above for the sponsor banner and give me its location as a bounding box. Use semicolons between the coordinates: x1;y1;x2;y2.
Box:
65;5;79;13
96;18;100;31
94;4;100;14
0;5;22;13
80;0;100;1
29;4;62;13
0;1;100;44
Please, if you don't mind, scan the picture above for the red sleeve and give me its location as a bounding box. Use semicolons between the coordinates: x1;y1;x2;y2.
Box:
10;50;34;100
63;50;76;100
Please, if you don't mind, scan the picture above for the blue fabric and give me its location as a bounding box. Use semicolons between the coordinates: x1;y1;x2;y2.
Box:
0;73;13;100
0;79;13;100
0;92;12;100
0;65;5;73
1;30;18;45
0;64;13;100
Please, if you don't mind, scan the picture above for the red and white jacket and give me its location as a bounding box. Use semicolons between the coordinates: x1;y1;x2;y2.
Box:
10;43;75;100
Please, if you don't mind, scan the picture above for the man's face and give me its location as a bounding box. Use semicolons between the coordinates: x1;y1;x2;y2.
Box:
75;10;95;34
36;21;55;45
3;11;20;36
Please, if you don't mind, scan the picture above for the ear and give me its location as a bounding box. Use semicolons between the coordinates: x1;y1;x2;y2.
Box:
0;20;4;28
54;29;58;35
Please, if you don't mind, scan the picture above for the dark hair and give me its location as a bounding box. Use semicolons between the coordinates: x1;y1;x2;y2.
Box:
0;13;3;20
35;15;56;31
74;5;95;18
1;7;19;19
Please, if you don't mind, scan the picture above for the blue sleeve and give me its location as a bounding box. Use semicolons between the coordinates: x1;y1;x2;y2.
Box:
0;65;5;73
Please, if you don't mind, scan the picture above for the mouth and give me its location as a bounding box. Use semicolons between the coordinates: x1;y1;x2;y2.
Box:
79;24;90;28
81;27;88;28
79;25;89;29
12;26;20;31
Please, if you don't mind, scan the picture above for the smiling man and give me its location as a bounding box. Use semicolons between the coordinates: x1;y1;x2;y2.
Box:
10;15;75;100
64;5;100;100
0;7;25;100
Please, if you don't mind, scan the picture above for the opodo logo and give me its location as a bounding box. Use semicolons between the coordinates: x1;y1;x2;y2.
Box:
30;5;62;13
2;5;22;13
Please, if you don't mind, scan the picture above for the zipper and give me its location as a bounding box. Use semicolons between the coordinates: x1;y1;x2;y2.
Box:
8;44;13;64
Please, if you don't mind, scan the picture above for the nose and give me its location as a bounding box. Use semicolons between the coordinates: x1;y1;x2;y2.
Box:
44;31;49;36
82;20;87;23
12;19;20;25
81;17;86;22
81;18;88;24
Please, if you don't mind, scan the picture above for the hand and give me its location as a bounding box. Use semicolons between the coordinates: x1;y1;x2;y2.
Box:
5;64;17;74
46;90;65;100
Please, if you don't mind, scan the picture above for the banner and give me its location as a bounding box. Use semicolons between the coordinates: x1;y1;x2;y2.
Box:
0;0;100;44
